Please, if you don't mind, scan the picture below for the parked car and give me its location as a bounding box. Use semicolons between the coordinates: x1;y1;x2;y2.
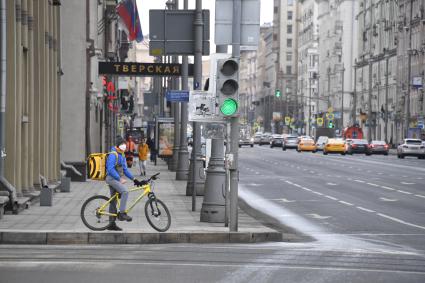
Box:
253;132;263;144
315;136;329;151
346;139;369;155
366;140;389;155
239;136;254;147
397;139;425;159
282;135;299;151
259;132;272;145
323;138;346;155
297;138;317;152
270;134;284;148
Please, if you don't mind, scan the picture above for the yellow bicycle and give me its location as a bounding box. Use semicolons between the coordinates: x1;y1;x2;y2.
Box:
80;173;171;232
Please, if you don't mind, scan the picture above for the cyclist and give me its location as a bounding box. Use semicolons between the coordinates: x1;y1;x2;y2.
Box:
106;136;143;230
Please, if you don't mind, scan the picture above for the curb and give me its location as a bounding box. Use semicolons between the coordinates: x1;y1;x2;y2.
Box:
0;231;284;245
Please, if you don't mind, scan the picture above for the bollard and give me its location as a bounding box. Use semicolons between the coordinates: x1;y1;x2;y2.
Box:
200;138;226;223
60;176;71;193
40;185;53;206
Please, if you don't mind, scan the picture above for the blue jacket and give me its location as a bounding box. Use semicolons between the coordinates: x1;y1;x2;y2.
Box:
106;147;134;181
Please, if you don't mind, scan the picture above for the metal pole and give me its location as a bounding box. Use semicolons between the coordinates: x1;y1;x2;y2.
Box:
189;0;205;211
353;61;357;125
368;58;373;143
341;65;345;130
405;0;413;138
384;53;389;143
308;76;312;136
229;0;241;232
176;0;190;180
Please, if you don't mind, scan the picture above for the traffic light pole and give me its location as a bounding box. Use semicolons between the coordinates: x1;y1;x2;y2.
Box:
229;0;241;232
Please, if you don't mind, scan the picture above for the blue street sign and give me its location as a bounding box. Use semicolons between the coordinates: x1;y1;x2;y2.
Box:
166;90;189;102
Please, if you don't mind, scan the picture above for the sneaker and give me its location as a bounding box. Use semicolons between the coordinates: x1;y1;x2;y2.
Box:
117;212;132;222
107;223;122;231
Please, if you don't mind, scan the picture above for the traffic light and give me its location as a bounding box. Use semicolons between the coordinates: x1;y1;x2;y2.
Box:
275;89;281;98
328;120;334;128
216;58;239;117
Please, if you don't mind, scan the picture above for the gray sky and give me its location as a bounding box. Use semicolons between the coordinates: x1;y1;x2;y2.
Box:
136;0;274;38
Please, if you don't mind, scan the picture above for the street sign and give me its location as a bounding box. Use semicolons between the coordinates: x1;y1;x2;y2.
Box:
188;90;224;122
149;10;210;56
98;62;194;77
215;0;260;46
326;113;334;120
285;116;290;125
166;90;189;102
412;76;423;88
317;117;324;126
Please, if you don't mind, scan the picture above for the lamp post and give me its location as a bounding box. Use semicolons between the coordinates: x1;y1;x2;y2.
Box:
341;64;345;131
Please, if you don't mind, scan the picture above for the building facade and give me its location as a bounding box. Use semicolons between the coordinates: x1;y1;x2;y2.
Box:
0;0;61;206
298;0;319;135
316;0;358;132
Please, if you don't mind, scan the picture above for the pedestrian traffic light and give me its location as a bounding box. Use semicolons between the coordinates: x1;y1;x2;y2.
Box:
328;120;334;128
216;58;239;117
275;89;281;98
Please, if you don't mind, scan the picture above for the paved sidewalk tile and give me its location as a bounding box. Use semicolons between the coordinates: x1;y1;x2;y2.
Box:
0;160;275;234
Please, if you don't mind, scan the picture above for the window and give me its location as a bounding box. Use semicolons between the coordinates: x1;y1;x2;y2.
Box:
286;66;292;74
288;11;293;20
287;25;293;34
274;6;278;14
287;0;293;6
287;39;292;48
286;52;292;61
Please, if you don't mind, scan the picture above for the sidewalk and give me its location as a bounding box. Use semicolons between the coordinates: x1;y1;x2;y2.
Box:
0;159;285;244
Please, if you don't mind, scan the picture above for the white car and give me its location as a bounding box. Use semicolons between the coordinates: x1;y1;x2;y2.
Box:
253;132;263;144
397;139;425;159
315;136;329;151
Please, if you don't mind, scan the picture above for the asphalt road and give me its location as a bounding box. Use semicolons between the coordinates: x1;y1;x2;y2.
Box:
239;145;425;252
0;243;424;283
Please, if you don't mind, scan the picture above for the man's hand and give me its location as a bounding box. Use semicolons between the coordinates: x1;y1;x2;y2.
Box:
134;179;148;187
120;178;127;184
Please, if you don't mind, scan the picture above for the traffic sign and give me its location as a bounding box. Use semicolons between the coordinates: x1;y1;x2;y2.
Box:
317;117;324;126
188;90;224;122
166;90;189;102
326;113;334;120
285;116;290;125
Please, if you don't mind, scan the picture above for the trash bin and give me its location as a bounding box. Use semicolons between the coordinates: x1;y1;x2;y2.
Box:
40;186;53;206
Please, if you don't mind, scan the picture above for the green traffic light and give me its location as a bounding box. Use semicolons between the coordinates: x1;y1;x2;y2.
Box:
220;98;238;116
275;89;281;97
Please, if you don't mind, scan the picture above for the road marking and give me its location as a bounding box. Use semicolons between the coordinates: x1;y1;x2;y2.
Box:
397;190;412;195
354;180;365;183
380;186;396;191
356;206;375;213
339;201;354;206
247;183;263;187
300;187;312;191
417;177;424;180
309;171;316;174
400;182;415;185
326;182;338;186
415;194;425;199
285;181;293;185
325;195;338;201
377;213;425;230
312;191;323;196
306;213;331;220
255;172;260;175
270;198;296;203
366;182;380;187
379;197;398;202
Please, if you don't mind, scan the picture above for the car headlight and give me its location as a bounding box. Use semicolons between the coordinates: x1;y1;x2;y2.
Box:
250;138;254;142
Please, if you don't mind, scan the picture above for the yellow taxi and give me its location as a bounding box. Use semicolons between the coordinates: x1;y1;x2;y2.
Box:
323;138;346;155
297;138;317;152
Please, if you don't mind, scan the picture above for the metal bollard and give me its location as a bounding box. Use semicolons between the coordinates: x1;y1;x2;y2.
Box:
60;176;71;193
200;138;226;223
40;185;53;206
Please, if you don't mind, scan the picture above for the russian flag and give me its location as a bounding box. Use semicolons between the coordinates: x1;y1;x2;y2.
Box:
117;0;143;42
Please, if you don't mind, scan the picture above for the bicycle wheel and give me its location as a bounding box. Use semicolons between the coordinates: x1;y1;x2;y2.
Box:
144;198;171;232
81;195;112;231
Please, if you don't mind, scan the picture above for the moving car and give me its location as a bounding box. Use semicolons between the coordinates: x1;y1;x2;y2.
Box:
270;134;284;148
323;138;346;155
297;138;317;152
259;132;272;145
315;136;329;151
366;140;389;155
346;139;369;155
397;139;425;159
239;136;254;147
253;132;263;144
282;135;299;151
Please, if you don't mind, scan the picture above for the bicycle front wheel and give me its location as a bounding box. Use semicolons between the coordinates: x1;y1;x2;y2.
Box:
81;195;112;231
144;198;171;232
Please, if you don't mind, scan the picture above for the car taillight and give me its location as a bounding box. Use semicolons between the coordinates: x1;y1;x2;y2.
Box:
300;143;303;146
368;144;374;148
352;144;357;148
384;144;389;149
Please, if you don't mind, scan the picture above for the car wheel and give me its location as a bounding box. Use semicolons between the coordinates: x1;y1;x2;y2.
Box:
312;150;316;153
297;149;301;153
349;152;353;155
250;144;253;148
341;152;346;155
384;152;388;156
366;153;371;156
399;154;405;159
270;145;273;148
239;145;241;148
282;147;286;151
323;151;328;155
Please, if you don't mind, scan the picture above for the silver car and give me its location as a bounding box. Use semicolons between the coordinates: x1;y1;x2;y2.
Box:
315;136;329;151
253;132;263;144
282;135;299;150
397;139;425;159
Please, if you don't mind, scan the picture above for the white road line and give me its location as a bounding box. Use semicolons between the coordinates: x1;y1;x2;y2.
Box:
366;182;380;187
285;181;293;185
300;187;312;191
255;172;260;175
415;194;425;199
377;213;425;230
357;206;375;213
400;182;416;185
339;201;354;206
380;186;396;191
312;191;323;196
397;190;412;195
325;195;338;201
354;180;365;183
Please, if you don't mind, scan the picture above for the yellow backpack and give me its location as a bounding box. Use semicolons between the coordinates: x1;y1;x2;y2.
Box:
87;152;118;181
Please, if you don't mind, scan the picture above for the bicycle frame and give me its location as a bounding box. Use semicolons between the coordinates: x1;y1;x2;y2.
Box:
97;183;153;217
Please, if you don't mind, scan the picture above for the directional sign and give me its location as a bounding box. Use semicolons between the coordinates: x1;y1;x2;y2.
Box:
188;91;224;122
166;90;189;102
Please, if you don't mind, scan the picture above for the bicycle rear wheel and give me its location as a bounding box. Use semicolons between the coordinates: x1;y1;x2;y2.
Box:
144;198;171;232
81;195;112;231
